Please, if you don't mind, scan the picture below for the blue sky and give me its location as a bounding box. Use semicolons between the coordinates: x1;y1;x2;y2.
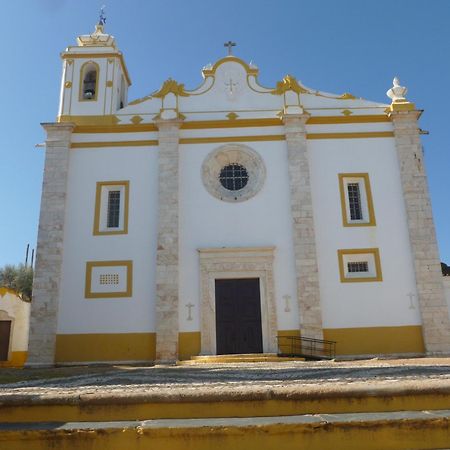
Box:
1;0;449;267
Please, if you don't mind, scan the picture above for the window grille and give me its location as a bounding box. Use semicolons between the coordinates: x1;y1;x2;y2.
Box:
99;274;119;285
347;261;369;273
219;164;249;191
107;190;121;228
347;183;363;220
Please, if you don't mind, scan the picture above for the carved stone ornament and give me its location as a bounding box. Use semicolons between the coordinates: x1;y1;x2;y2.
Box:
387;77;408;102
202;144;266;203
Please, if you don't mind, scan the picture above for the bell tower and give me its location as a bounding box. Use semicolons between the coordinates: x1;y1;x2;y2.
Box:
58;16;131;121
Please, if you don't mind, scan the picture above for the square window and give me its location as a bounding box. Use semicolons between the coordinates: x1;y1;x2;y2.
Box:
85;260;133;298
338;248;382;283
93;181;129;235
338;173;376;227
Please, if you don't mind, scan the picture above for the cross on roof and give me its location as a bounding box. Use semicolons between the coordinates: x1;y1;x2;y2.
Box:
224;41;236;56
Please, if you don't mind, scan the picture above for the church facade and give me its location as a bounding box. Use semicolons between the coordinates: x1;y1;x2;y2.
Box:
27;24;450;365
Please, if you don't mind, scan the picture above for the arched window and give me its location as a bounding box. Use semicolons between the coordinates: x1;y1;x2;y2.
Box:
80;62;99;101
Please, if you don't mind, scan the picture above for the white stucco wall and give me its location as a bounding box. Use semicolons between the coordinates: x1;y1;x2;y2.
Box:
179;139;299;333
58;146;159;334
309;136;422;329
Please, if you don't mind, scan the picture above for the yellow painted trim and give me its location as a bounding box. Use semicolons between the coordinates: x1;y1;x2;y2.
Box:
182;118;282;129
71;140;158;148
78;61;100;102
388;101;416;112
58;115;121;126
0;287;18;297
68;116;390;133
307;131;394;139
61;52;131;86
202;56;259;77
74;124;158;133
0;351;27;368
178;332;201;360
85;260;133;298
93;180;129;235
179;135;285;144
323;325;425;355
337;248;382;283
338;173;376;227
69;132;393;149
307;115;390;124
55;333;155;362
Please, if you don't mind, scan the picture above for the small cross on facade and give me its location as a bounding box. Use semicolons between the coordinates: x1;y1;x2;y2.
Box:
185;303;194;321
224;41;236;56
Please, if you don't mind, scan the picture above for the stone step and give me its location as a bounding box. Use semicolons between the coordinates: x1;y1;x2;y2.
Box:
2;381;450;424
1;409;449;449
184;353;306;363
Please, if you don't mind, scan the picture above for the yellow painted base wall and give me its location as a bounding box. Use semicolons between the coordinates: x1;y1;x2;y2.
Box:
53;326;424;363
178;332;201;360
0;351;27;368
55;333;156;363
323;325;425;356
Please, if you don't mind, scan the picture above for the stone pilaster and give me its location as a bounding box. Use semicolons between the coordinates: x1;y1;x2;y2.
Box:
154;118;183;362
389;108;450;354
283;113;323;339
27;123;75;367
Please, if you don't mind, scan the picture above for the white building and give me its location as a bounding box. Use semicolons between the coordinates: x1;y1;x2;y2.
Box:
0;288;30;368
27;23;450;365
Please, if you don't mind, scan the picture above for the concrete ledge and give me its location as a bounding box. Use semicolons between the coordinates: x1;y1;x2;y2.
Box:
1;379;450;423
0;410;449;450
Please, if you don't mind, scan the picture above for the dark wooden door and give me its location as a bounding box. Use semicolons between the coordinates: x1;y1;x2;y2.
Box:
0;321;12;361
215;278;263;354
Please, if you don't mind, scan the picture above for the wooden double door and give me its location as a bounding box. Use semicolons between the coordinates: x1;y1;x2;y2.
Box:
215;278;263;354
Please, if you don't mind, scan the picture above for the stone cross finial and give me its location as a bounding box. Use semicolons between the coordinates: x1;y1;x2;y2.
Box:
224;41;236;55
387;77;408;102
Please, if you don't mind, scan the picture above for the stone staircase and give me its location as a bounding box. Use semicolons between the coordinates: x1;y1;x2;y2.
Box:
178;353;306;364
0;368;449;449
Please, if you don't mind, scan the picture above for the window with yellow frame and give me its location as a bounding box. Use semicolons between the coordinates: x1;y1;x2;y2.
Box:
93;181;129;235
337;248;382;283
338;173;376;227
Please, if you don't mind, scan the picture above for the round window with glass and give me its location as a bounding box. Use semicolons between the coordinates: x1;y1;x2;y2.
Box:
219;163;249;191
202;145;266;203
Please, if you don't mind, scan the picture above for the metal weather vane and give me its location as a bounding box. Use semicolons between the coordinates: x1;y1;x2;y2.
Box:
99;5;107;26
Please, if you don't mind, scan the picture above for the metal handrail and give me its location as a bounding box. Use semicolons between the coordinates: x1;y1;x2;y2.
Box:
276;335;336;360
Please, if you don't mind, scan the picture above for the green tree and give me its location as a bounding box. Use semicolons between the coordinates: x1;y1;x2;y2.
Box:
0;264;33;301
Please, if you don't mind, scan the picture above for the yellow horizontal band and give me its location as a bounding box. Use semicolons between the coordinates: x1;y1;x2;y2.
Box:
69;115;391;134
179;135;285;144
71;140;158;148
307;131;394;139
69;131;394;149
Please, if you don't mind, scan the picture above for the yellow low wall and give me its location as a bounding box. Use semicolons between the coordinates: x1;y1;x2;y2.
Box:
178;332;201;360
323;325;425;355
55;333;156;363
0;351;27;368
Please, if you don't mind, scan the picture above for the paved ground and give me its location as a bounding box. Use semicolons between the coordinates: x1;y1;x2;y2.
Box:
0;357;449;401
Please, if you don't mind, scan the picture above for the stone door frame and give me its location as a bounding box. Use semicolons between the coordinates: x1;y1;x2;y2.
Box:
198;247;277;355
